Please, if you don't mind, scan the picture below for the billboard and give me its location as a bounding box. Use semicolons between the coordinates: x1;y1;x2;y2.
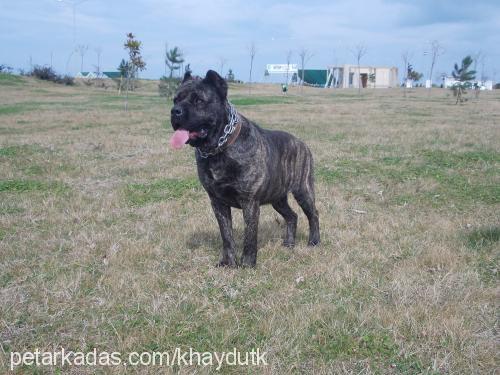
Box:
266;64;298;74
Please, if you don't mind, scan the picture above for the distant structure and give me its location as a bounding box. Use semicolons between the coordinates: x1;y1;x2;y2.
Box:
325;65;398;88
298;65;398;88
265;64;298;84
75;71;121;79
442;76;493;90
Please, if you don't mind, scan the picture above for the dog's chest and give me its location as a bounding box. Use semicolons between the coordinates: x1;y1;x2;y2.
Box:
208;166;224;181
198;157;246;204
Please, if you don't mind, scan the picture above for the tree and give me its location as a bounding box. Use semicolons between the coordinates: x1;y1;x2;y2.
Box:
285;50;293;85
164;43;168;77
116;58;129;94
218;57;227;77
351;43;367;94
248;42;257;94
407;64;423;82
94;47;102;75
226;69;235;82
451;55;476;104
401;50;411;97
298;48;313;94
426;40;444;91
165;46;184;78
123;32;146;111
76;44;88;72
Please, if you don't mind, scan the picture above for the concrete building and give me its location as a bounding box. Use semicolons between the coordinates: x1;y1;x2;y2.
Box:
326;65;398;88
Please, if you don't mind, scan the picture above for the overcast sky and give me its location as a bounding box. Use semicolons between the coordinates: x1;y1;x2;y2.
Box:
2;0;499;82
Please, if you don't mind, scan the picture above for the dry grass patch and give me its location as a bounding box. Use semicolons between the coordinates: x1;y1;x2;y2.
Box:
0;76;498;374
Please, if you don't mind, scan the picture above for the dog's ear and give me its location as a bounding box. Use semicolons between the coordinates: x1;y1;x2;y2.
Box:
203;70;228;99
182;71;192;83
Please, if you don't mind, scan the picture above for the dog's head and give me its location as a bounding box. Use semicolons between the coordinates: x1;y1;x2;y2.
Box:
170;70;228;148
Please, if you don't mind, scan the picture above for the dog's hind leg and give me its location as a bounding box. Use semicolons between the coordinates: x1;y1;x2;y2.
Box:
293;166;320;246
211;198;237;267
272;196;298;247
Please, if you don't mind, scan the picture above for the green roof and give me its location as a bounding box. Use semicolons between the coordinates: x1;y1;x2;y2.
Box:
103;71;121;78
298;69;327;86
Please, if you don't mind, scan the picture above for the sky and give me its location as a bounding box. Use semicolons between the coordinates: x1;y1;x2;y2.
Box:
1;0;500;83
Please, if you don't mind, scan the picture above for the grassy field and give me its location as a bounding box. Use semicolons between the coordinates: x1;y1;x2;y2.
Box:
0;74;498;374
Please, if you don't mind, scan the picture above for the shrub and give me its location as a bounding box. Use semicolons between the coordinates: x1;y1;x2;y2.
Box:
0;64;13;74
158;76;180;99
30;65;58;81
29;65;74;85
55;75;75;86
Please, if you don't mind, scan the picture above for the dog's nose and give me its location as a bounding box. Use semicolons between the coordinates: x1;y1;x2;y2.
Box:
171;106;183;117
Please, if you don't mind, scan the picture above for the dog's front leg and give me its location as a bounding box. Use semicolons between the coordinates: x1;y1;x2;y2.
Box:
211;198;237;267
241;200;260;267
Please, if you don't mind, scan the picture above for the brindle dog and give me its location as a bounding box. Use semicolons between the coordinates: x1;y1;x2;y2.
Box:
171;70;320;267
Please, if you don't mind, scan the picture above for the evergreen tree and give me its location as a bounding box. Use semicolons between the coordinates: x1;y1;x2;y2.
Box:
451;55;476;104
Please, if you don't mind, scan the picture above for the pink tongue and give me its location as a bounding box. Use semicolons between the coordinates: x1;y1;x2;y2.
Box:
170;129;189;149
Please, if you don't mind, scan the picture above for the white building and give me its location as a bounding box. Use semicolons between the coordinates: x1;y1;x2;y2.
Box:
326;65;398;88
443;76;493;90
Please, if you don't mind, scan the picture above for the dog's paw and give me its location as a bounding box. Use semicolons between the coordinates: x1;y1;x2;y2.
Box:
239;256;256;268
216;259;237;268
307;239;320;246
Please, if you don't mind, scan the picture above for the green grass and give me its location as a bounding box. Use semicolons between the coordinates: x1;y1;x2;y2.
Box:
305;313;426;372
124;177;201;206
465;226;500;284
317;148;499;207
230;96;294;106
0;144;46;157
421;149;500;168
467;226;500;249
0;73;24;86
0;203;24;215
0;179;68;193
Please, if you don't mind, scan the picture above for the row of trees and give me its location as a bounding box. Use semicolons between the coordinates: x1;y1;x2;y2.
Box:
14;33;479;109
115;34;483;107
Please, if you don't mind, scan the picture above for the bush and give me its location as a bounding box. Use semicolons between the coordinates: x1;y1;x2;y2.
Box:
0;64;13;74
159;76;180;99
55;75;75;86
30;65;57;81
29;65;74;85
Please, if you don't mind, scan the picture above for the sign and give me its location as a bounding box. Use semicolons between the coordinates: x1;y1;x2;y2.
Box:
266;64;298;74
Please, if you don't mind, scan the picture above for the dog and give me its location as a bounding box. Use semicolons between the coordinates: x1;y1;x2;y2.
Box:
170;70;320;267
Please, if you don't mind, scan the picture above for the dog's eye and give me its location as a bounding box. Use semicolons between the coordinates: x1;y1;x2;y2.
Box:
195;97;203;105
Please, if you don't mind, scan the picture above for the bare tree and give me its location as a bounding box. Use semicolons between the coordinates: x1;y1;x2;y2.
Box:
218;57;228;77
350;43;367;94
479;54;486;81
94;47;102;75
427;40;444;90
285;50;293;84
472;51;487;81
248;42;257;94
76;44;88;72
473;51;482;77
164;42;168;77
401;50;412;97
298;48;313;94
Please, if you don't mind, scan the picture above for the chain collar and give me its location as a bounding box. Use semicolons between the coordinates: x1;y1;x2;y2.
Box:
197;102;240;158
